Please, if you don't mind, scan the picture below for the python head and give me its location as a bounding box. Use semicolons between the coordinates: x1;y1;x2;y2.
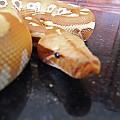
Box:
37;27;100;79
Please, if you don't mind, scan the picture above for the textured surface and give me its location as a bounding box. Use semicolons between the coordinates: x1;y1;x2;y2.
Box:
0;1;120;120
0;0;97;90
0;8;32;90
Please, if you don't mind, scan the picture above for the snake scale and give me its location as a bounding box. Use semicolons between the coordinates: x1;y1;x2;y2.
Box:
0;0;101;91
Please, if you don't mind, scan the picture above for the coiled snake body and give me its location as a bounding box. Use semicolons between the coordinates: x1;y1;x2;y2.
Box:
0;0;101;91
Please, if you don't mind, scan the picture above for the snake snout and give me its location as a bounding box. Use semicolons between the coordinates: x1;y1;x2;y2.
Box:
70;60;101;79
50;57;101;79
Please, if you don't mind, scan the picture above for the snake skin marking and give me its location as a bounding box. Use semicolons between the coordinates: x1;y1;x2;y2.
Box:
17;49;29;76
26;2;41;13
0;64;11;90
25;16;33;20
44;20;95;32
11;0;22;11
63;13;79;17
59;22;95;34
0;14;10;37
46;26;54;30
68;3;79;8
52;7;72;16
56;29;62;35
29;22;40;26
44;21;54;26
19;0;96;40
80;12;89;15
0;0;8;7
81;8;91;12
46;4;57;13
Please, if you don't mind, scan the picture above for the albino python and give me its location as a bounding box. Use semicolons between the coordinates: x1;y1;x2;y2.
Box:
0;0;101;91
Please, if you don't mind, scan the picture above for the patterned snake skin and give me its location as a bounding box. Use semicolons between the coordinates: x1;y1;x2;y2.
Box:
0;0;101;91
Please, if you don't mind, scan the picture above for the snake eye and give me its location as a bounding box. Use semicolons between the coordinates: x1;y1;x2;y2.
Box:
54;52;60;58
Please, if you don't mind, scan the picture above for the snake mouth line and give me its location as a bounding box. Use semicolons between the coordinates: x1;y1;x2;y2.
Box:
48;60;100;79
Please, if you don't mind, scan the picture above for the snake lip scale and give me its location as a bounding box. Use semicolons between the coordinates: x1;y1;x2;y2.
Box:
0;0;101;91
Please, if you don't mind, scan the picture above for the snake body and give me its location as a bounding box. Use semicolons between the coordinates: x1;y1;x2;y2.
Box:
0;0;100;91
